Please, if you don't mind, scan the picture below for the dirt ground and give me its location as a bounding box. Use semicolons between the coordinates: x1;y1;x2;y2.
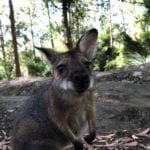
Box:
0;63;150;149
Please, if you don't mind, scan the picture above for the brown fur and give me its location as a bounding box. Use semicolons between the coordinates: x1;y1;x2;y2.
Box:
12;29;98;150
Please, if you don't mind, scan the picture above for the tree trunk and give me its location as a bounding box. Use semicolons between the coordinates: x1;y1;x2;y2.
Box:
108;0;113;48
0;19;7;78
62;0;73;49
9;0;21;77
120;8;126;32
28;7;36;58
0;20;6;61
46;2;55;48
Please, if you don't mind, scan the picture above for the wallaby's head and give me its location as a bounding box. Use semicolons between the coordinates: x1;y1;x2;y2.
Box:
35;29;98;96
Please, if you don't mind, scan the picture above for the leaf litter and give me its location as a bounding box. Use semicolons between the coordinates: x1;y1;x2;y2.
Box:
0;128;150;150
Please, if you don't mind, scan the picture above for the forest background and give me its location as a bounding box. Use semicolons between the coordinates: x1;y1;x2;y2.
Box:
0;0;150;80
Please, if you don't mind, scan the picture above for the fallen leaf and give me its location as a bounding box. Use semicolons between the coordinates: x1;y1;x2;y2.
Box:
139;144;150;150
99;133;115;139
124;141;138;147
136;128;150;137
131;134;138;140
117;137;133;144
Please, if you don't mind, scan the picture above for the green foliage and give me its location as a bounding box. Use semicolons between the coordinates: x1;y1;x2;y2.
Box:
123;31;150;65
0;72;3;80
104;59;117;71
140;31;150;51
125;52;150;65
0;41;15;80
20;51;50;77
92;28;150;71
120;32;145;56
92;32;119;71
27;57;50;76
143;0;150;10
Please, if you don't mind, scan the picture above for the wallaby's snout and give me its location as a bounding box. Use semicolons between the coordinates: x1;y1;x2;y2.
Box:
72;66;90;93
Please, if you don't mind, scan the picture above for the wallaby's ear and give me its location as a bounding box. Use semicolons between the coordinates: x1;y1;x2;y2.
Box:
77;28;98;60
35;46;58;63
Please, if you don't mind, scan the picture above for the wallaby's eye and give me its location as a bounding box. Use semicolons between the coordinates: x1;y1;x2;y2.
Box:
57;64;66;74
84;61;91;69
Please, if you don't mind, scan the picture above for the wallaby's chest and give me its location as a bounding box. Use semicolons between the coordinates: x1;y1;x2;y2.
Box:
68;107;88;136
52;95;89;135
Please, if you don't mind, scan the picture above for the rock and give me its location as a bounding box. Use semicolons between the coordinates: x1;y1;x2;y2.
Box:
132;71;143;78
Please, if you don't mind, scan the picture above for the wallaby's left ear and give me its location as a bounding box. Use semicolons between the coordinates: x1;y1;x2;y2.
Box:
77;28;98;60
34;46;58;63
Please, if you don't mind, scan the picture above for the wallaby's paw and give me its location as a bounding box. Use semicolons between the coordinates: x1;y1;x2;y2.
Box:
84;132;96;144
83;143;93;150
73;140;83;150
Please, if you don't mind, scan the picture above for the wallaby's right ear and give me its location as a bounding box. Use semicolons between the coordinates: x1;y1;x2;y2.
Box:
35;46;58;63
77;28;98;60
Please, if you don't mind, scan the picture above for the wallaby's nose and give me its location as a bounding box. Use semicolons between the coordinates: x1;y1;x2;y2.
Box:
73;73;89;83
72;71;90;93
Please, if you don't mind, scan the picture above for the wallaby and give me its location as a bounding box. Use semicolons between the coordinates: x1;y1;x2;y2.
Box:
12;29;98;150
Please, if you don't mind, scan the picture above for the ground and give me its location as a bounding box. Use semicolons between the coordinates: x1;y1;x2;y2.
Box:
0;63;150;149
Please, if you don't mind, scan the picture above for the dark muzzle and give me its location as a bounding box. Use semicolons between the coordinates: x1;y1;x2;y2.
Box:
72;72;90;93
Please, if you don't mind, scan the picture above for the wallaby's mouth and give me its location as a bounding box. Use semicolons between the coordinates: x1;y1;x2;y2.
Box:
73;79;90;93
75;86;89;93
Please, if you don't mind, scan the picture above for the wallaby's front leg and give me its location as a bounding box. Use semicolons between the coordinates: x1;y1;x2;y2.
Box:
55;116;84;150
84;94;96;144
